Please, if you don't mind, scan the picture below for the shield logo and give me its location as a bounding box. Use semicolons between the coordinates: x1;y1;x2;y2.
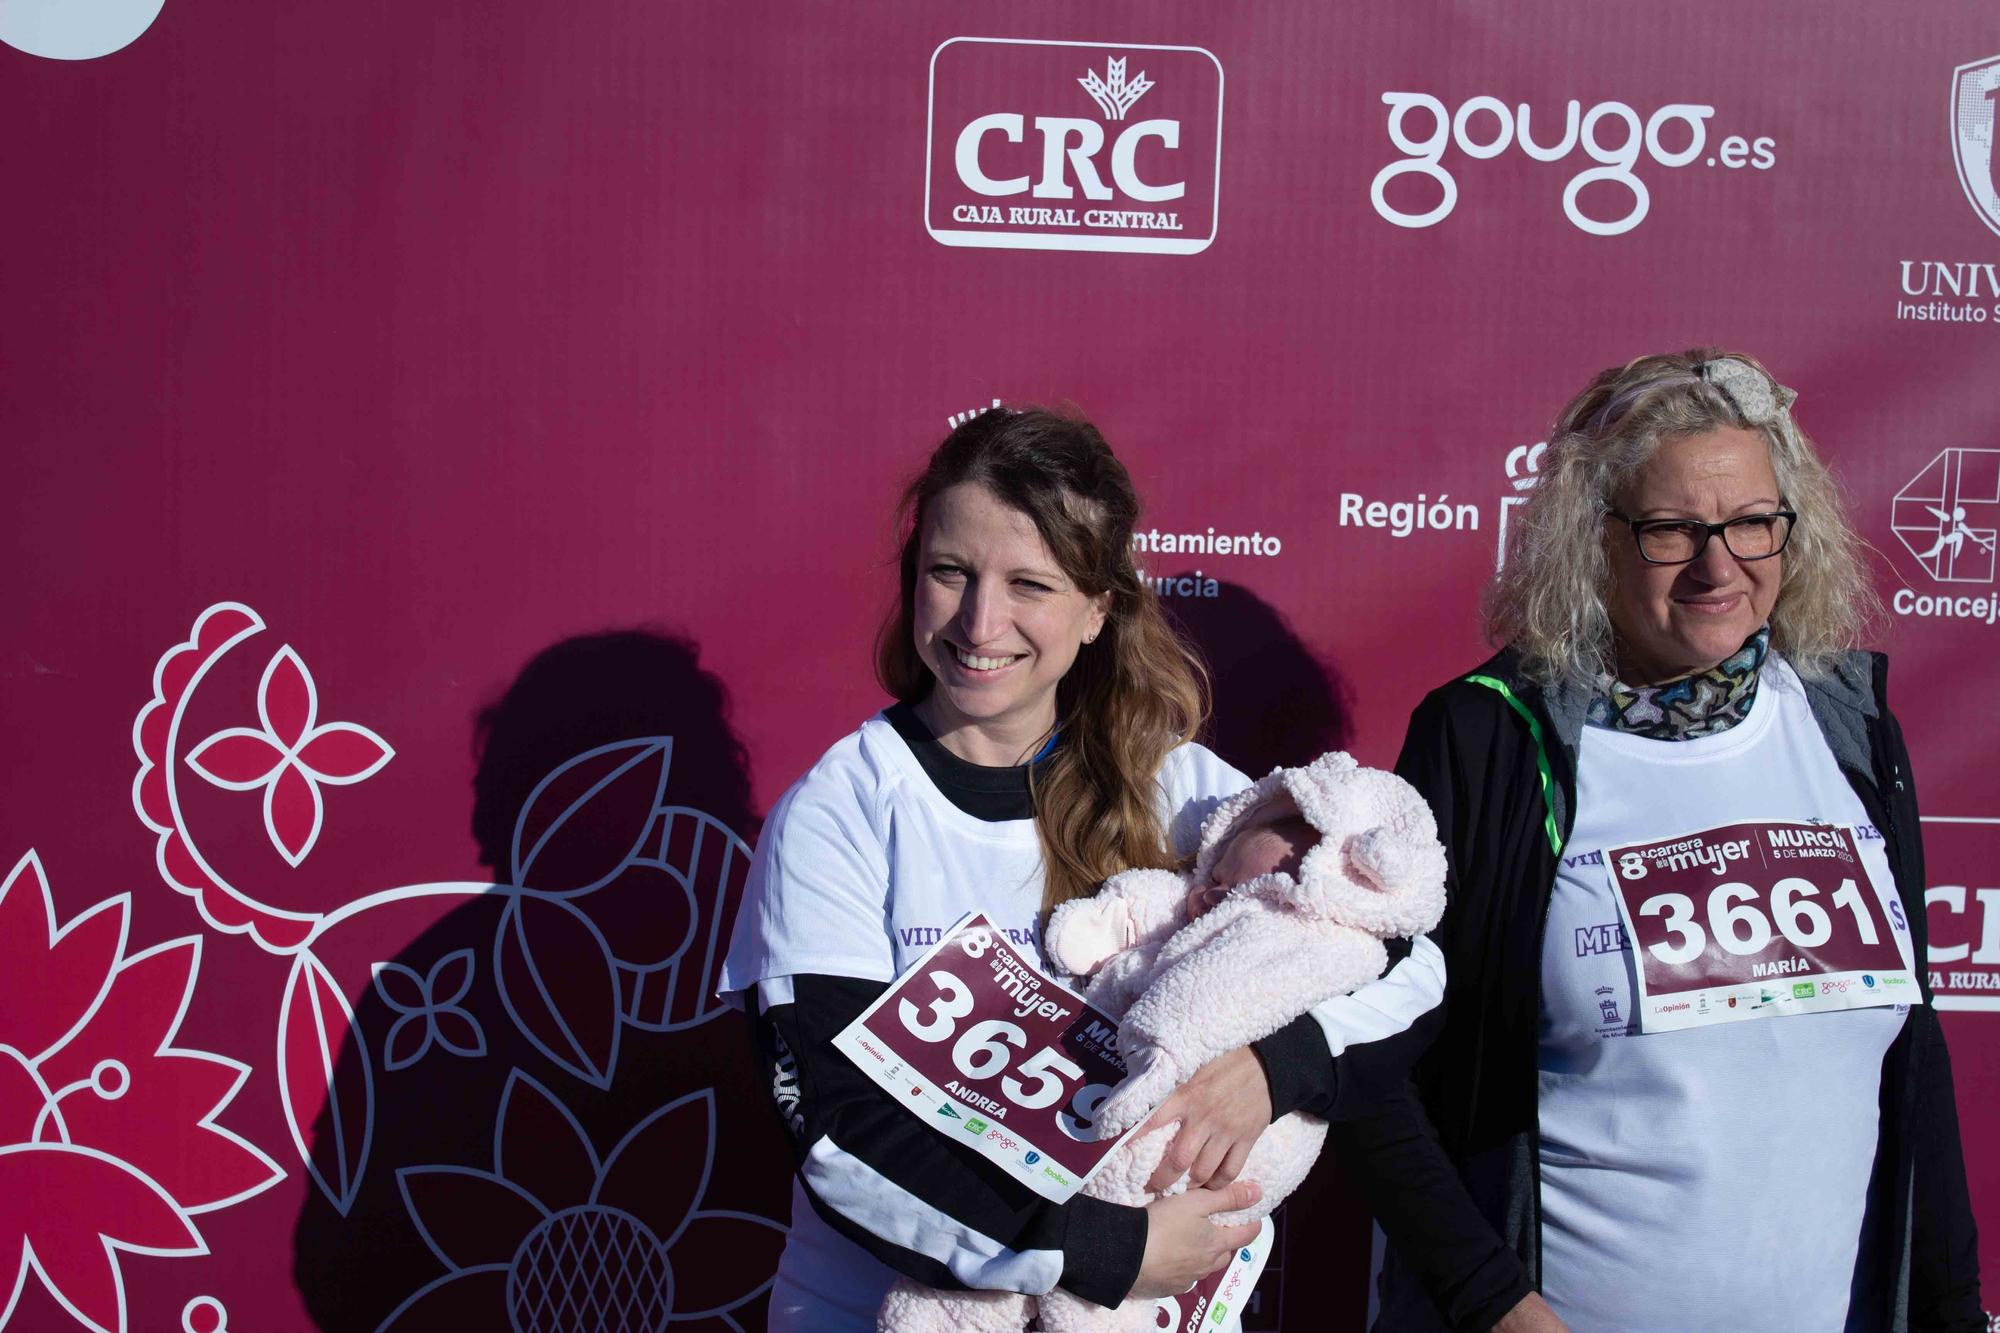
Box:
1951;54;2000;237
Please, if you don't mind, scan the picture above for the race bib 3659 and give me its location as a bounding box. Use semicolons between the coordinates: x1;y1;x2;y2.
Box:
832;912;1133;1201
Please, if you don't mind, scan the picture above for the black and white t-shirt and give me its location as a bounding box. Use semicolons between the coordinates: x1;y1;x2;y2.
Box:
719;706;1243;1328
722;706;1244;988
721;706;1447;1331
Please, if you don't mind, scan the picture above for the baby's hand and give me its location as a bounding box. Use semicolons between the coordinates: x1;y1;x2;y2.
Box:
1183;882;1230;922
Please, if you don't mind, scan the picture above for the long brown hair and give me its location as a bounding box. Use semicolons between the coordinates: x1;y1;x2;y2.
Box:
876;408;1208;914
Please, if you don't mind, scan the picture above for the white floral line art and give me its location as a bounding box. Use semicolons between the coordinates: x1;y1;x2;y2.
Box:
0;852;283;1333
186;645;394;869
118;599;769;1257
133;603;321;951
375;1071;780;1330
372;951;486;1072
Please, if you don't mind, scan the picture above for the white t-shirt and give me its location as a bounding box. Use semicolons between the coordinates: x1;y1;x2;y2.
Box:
719;712;1248;1330
1537;657;1913;1331
721;714;1246;989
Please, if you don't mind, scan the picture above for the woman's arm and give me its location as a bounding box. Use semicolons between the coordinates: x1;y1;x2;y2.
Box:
1140;939;1448;1191
750;974;1259;1306
1882;702;1984;1331
1279;685;1575;1330
749;973;1144;1304
1905;1007;1983;1332
1329;687;1542;1331
729;774;1167;1304
1252;933;1448;1121
1327;1081;1538;1331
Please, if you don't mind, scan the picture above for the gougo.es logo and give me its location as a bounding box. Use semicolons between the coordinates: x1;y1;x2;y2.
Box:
1371;92;1776;236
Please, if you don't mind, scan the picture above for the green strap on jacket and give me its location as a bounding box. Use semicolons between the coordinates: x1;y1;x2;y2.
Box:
1464;674;1564;856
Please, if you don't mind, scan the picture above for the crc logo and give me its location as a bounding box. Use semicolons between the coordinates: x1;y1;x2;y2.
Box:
1952;54;2000;238
1495;441;1546;569
1891;448;2000;584
1371;92;1775;236
1927;819;2000;1010
926;37;1224;254
1929;887;2000;966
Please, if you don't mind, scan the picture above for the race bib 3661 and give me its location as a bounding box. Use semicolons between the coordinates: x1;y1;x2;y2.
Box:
1605;821;1917;1033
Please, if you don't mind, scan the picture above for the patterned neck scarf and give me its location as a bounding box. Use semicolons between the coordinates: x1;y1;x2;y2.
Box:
1588;626;1772;741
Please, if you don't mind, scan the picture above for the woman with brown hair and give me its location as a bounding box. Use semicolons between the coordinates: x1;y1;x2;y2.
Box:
721;407;1443;1330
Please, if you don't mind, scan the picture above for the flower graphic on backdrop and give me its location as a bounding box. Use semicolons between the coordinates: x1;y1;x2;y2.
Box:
0;852;282;1333
185;644;393;868
382;1071;782;1332
371;950;486;1072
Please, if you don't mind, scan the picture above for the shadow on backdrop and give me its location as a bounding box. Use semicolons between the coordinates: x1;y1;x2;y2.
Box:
292;630;789;1331
1167;577;1371;1330
1167;578;1352;774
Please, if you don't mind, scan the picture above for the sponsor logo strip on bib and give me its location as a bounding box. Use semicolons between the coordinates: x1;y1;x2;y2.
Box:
832;911;1134;1202
1604;820;1917;1033
1150;1215;1272;1333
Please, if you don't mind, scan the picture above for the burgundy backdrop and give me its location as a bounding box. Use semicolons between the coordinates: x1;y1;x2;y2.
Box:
4;2;1996;1329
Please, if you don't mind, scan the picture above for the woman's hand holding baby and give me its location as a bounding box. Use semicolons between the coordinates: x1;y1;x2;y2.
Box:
1131;1179;1263;1298
1139;1046;1273;1191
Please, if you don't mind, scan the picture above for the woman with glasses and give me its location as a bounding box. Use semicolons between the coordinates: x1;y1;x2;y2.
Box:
1338;351;1982;1332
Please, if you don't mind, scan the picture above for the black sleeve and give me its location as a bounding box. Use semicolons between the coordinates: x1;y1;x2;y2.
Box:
1882;700;1984;1331
1907;1008;1984;1332
748;974;1146;1308
1252;1013;1339;1117
1251;936;1445;1122
1325;690;1535;1332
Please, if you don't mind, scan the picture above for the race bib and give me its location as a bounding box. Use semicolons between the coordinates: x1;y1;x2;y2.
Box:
1150;1216;1272;1333
1605;821;1917;1033
832;912;1133;1201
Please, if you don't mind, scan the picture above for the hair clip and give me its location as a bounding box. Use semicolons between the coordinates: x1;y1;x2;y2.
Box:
1694;358;1798;429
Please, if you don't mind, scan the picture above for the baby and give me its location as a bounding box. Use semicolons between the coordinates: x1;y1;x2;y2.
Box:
1049;751;1449;1134
1052;792;1321;1008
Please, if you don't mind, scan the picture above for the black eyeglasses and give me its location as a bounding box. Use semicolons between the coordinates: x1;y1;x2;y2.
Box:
1607;510;1797;565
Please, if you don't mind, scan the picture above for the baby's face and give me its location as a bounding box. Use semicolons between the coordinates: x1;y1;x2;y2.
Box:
1187;819;1316;919
1211;824;1310;888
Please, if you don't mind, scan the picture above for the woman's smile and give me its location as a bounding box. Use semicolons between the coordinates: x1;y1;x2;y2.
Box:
944;643;1026;675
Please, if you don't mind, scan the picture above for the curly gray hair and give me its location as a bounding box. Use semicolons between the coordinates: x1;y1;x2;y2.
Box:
1486;348;1879;685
